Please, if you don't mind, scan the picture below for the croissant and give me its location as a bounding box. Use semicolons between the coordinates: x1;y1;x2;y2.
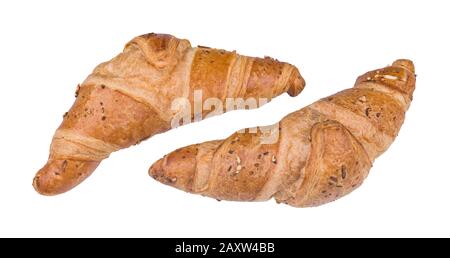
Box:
34;33;305;195
149;59;416;207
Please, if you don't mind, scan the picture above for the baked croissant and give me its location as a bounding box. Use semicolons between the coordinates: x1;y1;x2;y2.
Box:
149;59;416;207
34;33;305;195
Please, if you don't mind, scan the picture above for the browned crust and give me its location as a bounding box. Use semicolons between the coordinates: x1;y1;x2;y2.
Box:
34;83;169;195
150;144;199;192
324;88;405;138
207;132;279;201
34;33;304;195
355;61;416;100
245;57;284;99
61;84;170;147
277;120;372;207
34;159;100;195
148;59;415;207
189;48;236;103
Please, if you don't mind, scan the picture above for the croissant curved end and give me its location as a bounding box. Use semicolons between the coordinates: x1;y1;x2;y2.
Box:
149;145;199;193
33;159;99;195
392;59;415;74
287;67;306;97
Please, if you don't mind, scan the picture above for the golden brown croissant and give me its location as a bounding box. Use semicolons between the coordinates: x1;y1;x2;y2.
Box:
34;33;305;195
149;59;416;207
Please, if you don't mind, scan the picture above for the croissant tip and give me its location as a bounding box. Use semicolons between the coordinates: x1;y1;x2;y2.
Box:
149;145;200;193
33;159;100;196
287;67;306;97
148;159;163;178
32;174;56;196
393;59;415;74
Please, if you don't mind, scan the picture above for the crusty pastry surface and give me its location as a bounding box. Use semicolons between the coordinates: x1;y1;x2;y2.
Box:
34;33;305;195
149;59;415;207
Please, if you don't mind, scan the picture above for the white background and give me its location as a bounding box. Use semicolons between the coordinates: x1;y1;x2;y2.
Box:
1;0;449;237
